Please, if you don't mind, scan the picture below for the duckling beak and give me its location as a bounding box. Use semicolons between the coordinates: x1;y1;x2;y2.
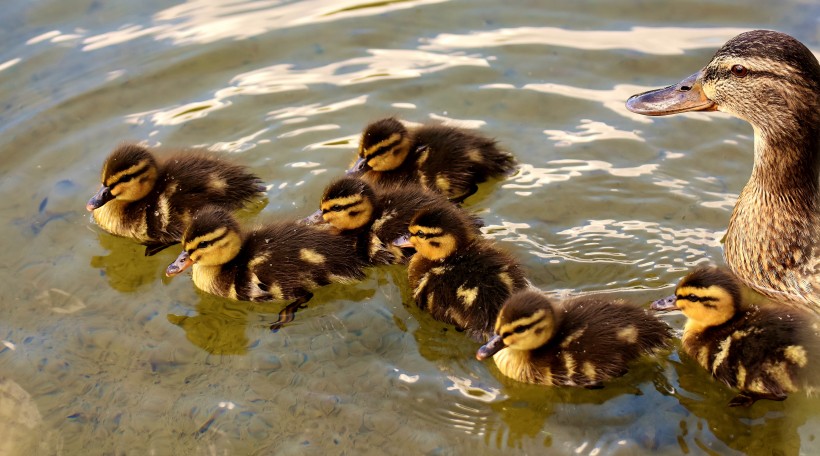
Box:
302;209;327;225
166;251;193;277
346;157;368;175
650;294;679;312
476;334;506;360
625;70;716;116
86;185;114;211
393;234;413;248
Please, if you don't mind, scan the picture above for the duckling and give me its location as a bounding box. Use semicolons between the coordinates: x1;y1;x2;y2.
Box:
651;266;820;406
626;30;820;312
308;176;481;265
165;207;367;328
477;290;671;388
349;117;516;203
87;143;264;256
402;203;528;341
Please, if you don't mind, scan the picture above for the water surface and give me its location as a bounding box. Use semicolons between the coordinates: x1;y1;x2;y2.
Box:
1;0;819;454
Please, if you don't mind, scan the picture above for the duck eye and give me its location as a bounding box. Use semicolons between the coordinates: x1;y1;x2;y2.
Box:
331;205;342;212
414;231;426;239
687;294;699;302
198;240;212;249
513;326;527;334
730;64;748;78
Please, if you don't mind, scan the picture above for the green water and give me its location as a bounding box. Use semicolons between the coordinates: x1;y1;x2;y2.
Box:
1;0;819;454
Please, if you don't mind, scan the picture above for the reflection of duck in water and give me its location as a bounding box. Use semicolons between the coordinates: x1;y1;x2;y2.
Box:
87;144;264;256
652;266;820;406
627;30;820;311
349;117;516;203
167;296;252;355
478;290;671;388
165;207;367;330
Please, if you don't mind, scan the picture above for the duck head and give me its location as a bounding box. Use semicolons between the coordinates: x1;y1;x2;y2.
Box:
626;30;820;141
312;177;377;230
87;144;159;210
652;266;742;330
476;290;557;360
406;204;476;261
166;207;242;276
350;117;412;172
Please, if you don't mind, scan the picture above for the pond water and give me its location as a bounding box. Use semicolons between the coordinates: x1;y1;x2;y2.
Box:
1;0;819;454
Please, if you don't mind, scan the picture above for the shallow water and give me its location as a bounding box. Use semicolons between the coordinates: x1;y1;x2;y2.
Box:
1;0;819;454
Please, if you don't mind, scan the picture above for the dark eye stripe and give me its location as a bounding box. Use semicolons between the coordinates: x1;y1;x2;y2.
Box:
323;201;359;213
502;322;535;338
189;231;228;253
109;163;149;188
361;137;403;160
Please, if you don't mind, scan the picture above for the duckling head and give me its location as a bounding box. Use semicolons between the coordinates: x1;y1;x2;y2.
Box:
476;290;557;360
652;266;742;329
406;204;476;261
627;30;820;138
87;144;159;211
317;177;376;230
351;117;412;172
165;207;242;276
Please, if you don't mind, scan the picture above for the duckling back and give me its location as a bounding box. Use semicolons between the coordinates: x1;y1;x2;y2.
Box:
682;306;820;404
481;290;671;387
217;221;367;302
409;240;529;342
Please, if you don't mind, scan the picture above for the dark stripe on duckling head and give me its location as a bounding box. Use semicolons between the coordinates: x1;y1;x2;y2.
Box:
677;266;742;308
187;229;229;255
182;207;241;246
106;161;152;190
495;290;555;333
322;176;375;203
102;144;157;181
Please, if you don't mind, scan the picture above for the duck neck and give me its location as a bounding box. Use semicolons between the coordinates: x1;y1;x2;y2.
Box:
748;124;820;197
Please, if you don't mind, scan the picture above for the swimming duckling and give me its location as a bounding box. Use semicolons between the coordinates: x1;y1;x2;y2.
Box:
651;266;820;406
165;207;367;326
626;30;820;311
87;144;264;255
402;203;528;341
349;117;516;203
309;176;481;265
477;290;671;387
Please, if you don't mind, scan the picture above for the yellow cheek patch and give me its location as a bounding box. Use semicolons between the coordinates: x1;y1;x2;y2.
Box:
300;248;326;264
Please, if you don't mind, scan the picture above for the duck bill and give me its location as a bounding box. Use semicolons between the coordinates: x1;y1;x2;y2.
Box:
625;70;716;116
346;156;367;175
302;209;327;225
476;334;506;361
86;186;114;211
392;234;413;248
650;294;679;312
166;251;193;277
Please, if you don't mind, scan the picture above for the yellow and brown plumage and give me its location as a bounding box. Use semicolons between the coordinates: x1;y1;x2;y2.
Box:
165;207;367;309
477;290;671;387
87;144;264;255
627;30;820;312
349;117;516;203
652;266;820;406
404;203;528;342
310;176;480;265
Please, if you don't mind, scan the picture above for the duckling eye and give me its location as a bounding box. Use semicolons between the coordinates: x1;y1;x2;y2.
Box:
331;205;342;212
730;64;748;78
513;326;527;334
413;231;427;239
198;240;212;249
687;294;699;302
